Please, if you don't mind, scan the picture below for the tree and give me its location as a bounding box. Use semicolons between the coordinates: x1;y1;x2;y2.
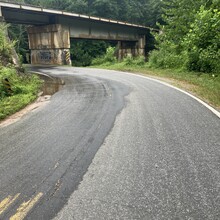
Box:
8;24;29;63
149;0;220;73
184;7;220;72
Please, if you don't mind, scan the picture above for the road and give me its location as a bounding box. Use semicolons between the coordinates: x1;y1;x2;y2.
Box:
0;66;219;220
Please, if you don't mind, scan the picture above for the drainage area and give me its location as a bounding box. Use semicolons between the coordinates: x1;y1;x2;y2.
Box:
37;74;64;96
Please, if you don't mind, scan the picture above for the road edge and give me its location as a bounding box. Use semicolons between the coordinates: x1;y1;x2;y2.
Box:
121;71;220;118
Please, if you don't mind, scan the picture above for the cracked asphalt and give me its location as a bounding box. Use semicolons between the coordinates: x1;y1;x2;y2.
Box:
0;66;219;220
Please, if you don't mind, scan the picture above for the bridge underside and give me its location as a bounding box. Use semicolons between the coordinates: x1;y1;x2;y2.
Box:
0;2;148;65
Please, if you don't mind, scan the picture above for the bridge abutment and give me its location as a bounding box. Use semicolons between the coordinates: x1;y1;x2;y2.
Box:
137;35;146;57
27;24;72;65
117;35;146;60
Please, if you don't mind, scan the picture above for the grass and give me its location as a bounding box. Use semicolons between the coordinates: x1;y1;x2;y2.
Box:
0;67;42;120
92;61;220;111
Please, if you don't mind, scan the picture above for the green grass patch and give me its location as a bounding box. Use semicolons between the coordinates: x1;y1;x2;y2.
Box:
0;67;42;120
92;59;220;110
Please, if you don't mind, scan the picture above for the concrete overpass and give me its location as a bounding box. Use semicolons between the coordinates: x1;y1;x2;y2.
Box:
0;1;149;65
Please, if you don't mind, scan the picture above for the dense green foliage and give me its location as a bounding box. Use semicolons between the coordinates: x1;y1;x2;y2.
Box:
8;24;29;63
0;24;41;120
92;46;117;66
92;47;145;67
70;40;114;66
148;0;220;74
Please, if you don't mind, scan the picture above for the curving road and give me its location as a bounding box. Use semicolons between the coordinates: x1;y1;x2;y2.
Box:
0;66;219;220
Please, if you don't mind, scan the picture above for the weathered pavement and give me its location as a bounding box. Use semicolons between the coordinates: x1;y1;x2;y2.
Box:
0;66;219;220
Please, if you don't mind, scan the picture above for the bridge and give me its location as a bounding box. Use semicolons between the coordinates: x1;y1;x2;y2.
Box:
0;1;149;65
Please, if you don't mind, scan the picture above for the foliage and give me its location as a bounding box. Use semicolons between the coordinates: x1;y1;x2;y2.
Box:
148;0;220;74
183;7;220;73
0;24;15;65
0;24;41;120
8;24;29;63
148;44;187;69
92;45;145;67
92;46;117;66
71;40;112;67
0;66;41;120
122;56;146;66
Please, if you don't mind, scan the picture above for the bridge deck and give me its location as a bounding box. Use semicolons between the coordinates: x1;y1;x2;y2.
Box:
0;1;148;31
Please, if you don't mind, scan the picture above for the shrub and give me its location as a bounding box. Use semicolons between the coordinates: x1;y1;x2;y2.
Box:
122;56;134;66
0;24;15;64
0;24;41;120
122;55;146;67
148;47;187;70
0;67;41;119
92;46;117;66
148;6;220;74
183;8;220;73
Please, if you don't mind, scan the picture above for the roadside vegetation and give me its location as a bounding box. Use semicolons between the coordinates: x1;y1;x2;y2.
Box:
0;24;41;120
92;52;220;109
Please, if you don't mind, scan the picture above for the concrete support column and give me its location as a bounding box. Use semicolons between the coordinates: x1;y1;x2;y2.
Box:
0;7;5;25
117;41;123;61
136;35;146;57
117;35;146;60
27;24;71;65
117;41;137;60
0;6;3;20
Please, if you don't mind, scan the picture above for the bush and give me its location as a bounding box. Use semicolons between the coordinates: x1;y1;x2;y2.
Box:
122;56;133;66
121;55;146;67
92;46;117;66
148;48;187;70
71;40;110;66
0;24;41;120
148;6;220;74
0;67;41;119
183;8;220;73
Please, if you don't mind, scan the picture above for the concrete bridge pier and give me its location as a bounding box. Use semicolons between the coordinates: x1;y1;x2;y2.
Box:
117;35;146;60
0;6;3;22
137;35;146;57
27;24;72;65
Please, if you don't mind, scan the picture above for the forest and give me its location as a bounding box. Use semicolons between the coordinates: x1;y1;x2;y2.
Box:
4;0;220;73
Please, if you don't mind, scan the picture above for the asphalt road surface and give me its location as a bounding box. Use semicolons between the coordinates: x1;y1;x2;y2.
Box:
0;66;219;220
